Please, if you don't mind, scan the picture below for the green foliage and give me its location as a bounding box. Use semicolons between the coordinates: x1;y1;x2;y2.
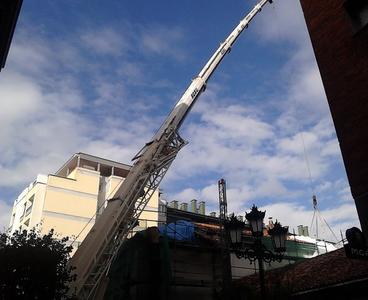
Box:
0;228;75;299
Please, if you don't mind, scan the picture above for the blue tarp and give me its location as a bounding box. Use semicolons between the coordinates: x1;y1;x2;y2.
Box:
159;220;195;241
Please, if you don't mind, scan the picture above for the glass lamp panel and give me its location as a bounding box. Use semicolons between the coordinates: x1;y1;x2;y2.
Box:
280;233;287;248
250;219;263;236
230;228;242;244
236;228;242;243
256;219;263;234
273;235;282;249
250;219;257;234
272;232;287;251
246;205;265;236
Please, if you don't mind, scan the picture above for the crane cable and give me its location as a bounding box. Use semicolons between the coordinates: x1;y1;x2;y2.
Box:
297;113;340;242
272;0;338;239
300;130;316;196
267;0;337;242
296;115;339;242
266;0;331;241
268;1;317;197
310;195;339;242
267;0;317;226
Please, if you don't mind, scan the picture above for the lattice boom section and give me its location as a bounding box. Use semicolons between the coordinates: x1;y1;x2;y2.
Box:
80;132;186;299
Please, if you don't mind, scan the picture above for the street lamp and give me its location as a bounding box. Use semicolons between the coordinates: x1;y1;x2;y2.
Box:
268;221;288;253
245;204;266;237
226;205;288;300
227;214;245;246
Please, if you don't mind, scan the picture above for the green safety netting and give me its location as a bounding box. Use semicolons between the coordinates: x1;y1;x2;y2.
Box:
104;229;171;300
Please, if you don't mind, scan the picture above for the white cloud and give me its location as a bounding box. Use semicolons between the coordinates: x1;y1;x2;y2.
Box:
1;1;359;245
7;34;54;75
164;84;336;189
320;139;340;157
79;23;186;63
1;13;190;199
0;27;157;190
161;1;359;235
277;132;317;155
0;68;90;187
81;28;130;56
167;188;200;203
255;1;331;132
0;200;12;232
261;202;360;242
140;26;186;61
286;59;329;120
0;73;43;123
200;104;274;142
255;0;309;46
116;62;145;83
168;183;253;214
167;181;359;242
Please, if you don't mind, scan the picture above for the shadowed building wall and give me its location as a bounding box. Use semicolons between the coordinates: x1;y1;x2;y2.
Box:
0;0;22;70
299;1;368;237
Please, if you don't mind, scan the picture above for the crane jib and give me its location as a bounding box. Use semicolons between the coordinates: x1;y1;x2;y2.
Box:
69;1;274;298
191;88;199;99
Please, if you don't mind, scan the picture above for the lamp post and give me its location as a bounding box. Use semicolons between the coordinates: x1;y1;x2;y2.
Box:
226;205;288;300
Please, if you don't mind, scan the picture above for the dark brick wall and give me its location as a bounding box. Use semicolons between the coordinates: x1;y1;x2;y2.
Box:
300;0;368;236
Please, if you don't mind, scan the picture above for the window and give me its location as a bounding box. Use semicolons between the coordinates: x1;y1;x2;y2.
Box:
139;219;147;229
25;195;34;217
9;213;15;228
20;202;27;220
345;0;368;31
159;204;167;213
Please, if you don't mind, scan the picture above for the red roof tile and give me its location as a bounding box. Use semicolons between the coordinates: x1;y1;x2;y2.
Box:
236;248;368;295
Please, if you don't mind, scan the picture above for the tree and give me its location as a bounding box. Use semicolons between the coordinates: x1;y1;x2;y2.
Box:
0;228;75;299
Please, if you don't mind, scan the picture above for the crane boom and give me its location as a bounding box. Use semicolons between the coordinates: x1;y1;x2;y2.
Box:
154;0;271;140
69;0;272;298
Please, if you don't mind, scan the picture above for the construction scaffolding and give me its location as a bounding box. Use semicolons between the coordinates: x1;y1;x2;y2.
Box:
101;203;332;300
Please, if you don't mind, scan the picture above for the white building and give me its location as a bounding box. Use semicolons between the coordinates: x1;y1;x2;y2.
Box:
9;153;163;252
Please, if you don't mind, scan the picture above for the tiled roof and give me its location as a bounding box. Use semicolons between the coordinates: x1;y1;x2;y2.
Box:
235;248;368;295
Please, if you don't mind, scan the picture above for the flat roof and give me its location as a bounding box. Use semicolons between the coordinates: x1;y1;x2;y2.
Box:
56;152;132;178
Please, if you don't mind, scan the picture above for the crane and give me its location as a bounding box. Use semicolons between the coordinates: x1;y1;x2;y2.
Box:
69;0;273;298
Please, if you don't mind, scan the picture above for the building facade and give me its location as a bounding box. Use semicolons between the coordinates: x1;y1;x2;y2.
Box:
8;153;161;250
299;0;368;238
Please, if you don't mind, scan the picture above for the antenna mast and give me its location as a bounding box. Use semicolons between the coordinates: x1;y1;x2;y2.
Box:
218;179;231;292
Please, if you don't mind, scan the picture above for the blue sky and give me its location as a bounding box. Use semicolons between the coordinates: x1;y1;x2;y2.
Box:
0;0;360;240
